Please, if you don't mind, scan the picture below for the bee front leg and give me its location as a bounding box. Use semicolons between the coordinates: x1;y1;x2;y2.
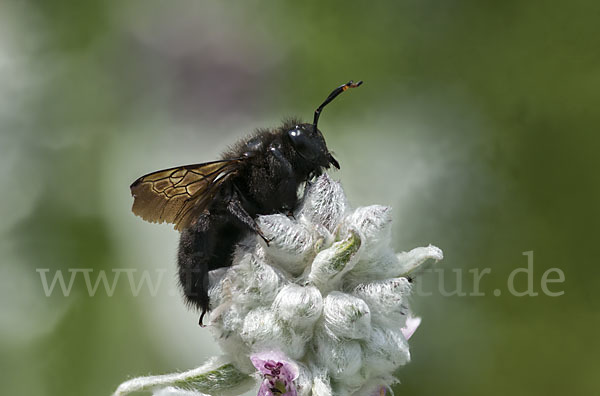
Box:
269;143;297;213
269;143;294;178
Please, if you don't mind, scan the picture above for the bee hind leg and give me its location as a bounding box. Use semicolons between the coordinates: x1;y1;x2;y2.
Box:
178;223;211;322
198;310;207;327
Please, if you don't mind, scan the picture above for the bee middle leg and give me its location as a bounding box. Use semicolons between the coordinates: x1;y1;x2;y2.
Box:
226;191;271;245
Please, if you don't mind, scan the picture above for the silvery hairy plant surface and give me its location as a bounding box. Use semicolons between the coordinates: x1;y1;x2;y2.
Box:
115;174;443;396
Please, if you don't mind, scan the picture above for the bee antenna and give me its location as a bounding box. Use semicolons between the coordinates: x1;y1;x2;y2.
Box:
313;80;363;130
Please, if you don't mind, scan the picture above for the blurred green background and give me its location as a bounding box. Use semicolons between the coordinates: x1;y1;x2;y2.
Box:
1;1;598;395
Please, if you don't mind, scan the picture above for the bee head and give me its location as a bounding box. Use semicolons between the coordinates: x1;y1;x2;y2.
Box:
286;80;362;171
287;123;339;169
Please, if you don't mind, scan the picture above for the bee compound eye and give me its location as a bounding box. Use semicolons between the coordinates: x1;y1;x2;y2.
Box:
288;127;321;161
288;127;303;139
288;127;308;146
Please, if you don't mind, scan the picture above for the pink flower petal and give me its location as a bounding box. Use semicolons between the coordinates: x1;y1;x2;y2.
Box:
251;351;299;396
401;316;421;340
257;381;271;396
370;386;387;396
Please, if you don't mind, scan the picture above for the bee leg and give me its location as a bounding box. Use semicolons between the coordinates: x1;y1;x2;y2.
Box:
269;143;299;214
178;219;211;324
226;192;272;245
198;311;207;328
269;143;294;177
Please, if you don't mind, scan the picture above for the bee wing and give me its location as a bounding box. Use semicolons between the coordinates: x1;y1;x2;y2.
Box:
130;159;243;231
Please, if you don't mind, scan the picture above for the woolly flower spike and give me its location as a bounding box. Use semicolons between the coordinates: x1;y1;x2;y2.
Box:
208;174;442;396
114;174;442;396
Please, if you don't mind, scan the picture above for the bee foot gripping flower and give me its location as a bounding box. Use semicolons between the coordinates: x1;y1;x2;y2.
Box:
114;174;442;396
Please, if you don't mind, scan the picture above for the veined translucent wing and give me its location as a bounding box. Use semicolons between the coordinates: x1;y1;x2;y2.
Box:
130;159;243;231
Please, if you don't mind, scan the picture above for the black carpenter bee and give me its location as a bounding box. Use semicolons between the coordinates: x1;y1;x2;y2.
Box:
130;81;362;325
